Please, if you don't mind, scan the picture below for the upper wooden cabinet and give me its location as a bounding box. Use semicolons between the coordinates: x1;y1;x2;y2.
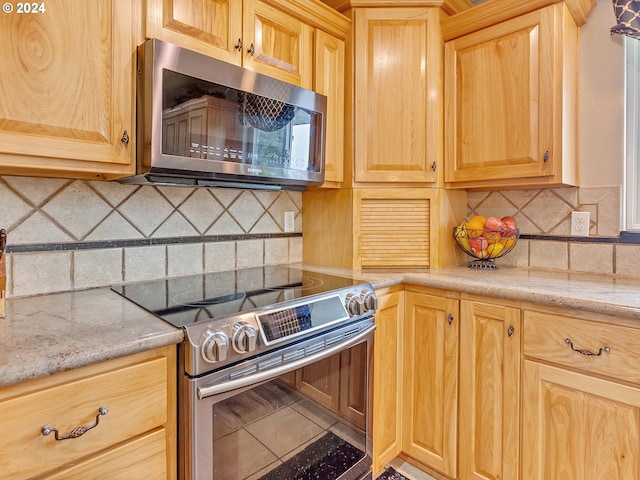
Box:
146;0;313;87
315;29;346;185
351;7;441;184
0;0;139;180
443;0;594;189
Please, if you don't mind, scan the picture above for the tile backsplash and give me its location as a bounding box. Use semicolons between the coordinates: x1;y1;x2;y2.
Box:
0;176;302;297
467;185;640;277
2;175;638;298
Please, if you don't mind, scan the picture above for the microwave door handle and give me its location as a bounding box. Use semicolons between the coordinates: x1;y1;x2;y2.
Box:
197;324;376;399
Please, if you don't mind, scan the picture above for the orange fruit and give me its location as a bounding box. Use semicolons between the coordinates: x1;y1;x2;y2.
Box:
466;215;486;237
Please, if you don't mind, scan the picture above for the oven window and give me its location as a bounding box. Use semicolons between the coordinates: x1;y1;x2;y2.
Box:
211;344;368;480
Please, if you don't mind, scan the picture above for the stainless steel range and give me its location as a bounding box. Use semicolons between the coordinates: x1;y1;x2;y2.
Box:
113;265;377;480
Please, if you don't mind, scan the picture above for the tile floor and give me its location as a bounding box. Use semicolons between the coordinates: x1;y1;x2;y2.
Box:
385;458;437;480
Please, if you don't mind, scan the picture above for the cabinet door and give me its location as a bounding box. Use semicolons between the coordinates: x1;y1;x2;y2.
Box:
459;300;521;480
145;0;243;64
372;290;404;474
243;0;313;88
523;360;640;480
444;6;567;186
353;8;440;183
315;30;345;185
0;0;137;180
403;292;459;478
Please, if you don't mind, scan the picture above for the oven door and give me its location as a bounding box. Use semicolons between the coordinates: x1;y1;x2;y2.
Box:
179;320;375;480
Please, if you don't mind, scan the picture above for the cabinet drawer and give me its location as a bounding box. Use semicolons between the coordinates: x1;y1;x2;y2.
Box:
524;310;640;384
44;429;168;480
0;356;168;480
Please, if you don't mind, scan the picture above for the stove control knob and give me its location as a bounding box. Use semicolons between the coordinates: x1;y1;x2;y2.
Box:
361;290;378;312
345;293;364;316
201;330;229;363
232;322;257;354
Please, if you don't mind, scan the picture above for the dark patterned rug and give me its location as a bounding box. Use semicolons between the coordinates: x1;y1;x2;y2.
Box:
376;466;411;480
258;431;364;480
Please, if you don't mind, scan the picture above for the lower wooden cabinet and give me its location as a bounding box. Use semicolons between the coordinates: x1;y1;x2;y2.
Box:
0;346;176;480
522;309;640;480
372;288;404;474
402;290;459;478
458;300;521;480
374;287;640;480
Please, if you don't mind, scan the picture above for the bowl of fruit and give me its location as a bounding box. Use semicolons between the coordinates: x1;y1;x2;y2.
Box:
453;215;519;269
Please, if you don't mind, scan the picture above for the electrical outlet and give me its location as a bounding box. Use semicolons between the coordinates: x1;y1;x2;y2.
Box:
284;211;295;232
570;211;590;237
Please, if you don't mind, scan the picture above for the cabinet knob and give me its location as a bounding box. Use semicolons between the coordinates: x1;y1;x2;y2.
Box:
543;150;550;163
507;324;515;337
431;161;437;172
120;130;129;147
447;313;454;325
248;43;255;56
235;38;243;52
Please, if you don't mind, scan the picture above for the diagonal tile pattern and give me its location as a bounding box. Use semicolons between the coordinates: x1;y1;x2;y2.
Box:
0;176;302;245
467;186;621;237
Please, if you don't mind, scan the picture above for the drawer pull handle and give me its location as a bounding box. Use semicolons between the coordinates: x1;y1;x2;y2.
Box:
41;406;108;441
564;338;610;356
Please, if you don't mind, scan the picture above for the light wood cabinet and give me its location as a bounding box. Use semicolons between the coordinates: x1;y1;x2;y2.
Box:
0;346;176;480
459;299;521;480
302;187;466;270
0;0;139;180
372;288;404;475
351;7;441;184
403;290;459;479
315;29;346;185
443;1;593;189
147;0;313;87
522;309;640;479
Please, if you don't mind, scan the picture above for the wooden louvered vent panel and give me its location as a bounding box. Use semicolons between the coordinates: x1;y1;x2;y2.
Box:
360;198;430;268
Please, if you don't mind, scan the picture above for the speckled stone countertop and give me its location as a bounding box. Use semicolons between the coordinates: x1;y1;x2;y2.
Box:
2;265;640;389
304;264;640;320
0;288;183;388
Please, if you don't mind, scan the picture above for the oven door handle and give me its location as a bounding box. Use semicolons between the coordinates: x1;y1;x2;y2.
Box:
197;324;376;399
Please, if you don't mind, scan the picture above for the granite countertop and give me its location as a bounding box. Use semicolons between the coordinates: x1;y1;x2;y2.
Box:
304;264;640;320
2;265;640;389
0;288;184;388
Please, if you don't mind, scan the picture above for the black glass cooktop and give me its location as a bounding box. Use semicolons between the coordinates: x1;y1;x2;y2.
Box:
112;265;360;328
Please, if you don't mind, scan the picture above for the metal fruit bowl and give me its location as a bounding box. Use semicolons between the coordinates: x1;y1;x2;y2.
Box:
453;227;519;269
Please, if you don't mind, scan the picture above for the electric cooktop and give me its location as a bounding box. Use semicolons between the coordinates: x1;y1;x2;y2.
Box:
111;265;361;328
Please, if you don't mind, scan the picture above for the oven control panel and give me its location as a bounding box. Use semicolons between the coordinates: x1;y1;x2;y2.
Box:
189;284;378;375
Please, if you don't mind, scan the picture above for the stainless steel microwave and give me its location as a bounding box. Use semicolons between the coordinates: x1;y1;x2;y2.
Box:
118;38;327;190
